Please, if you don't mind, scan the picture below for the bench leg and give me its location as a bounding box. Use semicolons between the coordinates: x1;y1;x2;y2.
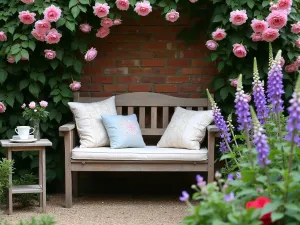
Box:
65;166;72;208
72;172;78;198
207;132;215;183
64;131;73;208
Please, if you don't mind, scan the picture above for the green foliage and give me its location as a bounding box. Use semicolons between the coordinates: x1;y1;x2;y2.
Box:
0;216;55;225
0;159;13;204
22;103;49;121
13;174;38;207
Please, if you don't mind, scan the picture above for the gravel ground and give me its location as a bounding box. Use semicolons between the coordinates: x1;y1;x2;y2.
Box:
1;194;188;225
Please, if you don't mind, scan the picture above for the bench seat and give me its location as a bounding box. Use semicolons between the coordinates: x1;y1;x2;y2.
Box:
71;146;208;161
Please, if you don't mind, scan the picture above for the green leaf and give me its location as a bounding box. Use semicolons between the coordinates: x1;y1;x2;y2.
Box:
73;62;82;73
21;41;29;48
260;202;282;218
15;91;24;104
66;21;75;32
29;83;40;98
50;89;60;96
213;78;225;90
53;95;62;104
247;0;255;9
6;92;15;107
0;69;8;84
56;49;64;60
19;79;30;90
271;212;284;222
129;0;136;7
220;87;229;100
38;74;46;84
61;88;73;98
71;6;80;18
157;1;167;7
79;0;90;4
262;1;269;7
69;0;78;8
19;35;28;41
213;14;223;23
13;33;21;41
56;18;66;28
217;61;225;72
28;41;36;51
8;26;15;34
50;60;59;70
211;53;218;61
21;49;29;60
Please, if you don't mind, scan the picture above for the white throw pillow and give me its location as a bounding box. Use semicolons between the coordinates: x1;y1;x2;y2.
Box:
68;96;117;148
157;107;213;150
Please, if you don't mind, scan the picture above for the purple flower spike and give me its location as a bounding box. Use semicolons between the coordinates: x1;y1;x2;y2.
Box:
224;192;235;202
196;175;206;188
267;50;284;113
253;58;269;124
234;74;252;131
251;107;271;167
227;174;234;181
179;191;189;202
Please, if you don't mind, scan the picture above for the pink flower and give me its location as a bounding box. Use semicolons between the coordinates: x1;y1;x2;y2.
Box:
44;50;56;60
285;64;298;73
43;5;62;22
205;40;218;51
0;102;6;113
189;0;198;2
294;56;300;67
96;27;110;38
280;57;285;67
134;0;152;16
251;19;268;33
277;0;292;10
39;100;48;107
101;18;114;28
21;103;26;109
21;0;34;4
113;19;122;25
212;28;226;41
231;79;238;88
69;81;81;92
229;9;248;26
93;3;110;18
7;56;15;64
233;44;247;58
19;11;36;24
262;28;279;42
0;31;7;42
79;24;92;33
85;47;98;62
29;101;36;109
34;20;51;34
266;10;287;29
45;28;62;44
269;3;278;11
296;39;300;48
116;0;130;11
31;29;46;42
291;22;300;34
166;9;179;23
245;94;251;103
251;33;263;42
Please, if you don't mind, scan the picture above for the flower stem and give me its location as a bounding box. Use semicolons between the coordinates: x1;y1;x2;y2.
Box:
284;133;295;204
224;139;240;169
264;164;271;190
276;113;286;168
244;125;254;169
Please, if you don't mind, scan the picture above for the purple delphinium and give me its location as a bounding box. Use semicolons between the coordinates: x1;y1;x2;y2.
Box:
250;107;271;167
234;75;252;131
196;175;206;188
207;89;231;152
227;174;234;181
224;192;235;202
179;191;189;202
253;58;269;124
267;50;284;113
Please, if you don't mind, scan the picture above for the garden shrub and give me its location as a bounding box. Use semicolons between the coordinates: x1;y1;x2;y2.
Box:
0;159;13;204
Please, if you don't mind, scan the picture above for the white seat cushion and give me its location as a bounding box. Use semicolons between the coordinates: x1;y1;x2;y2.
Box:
71;146;207;162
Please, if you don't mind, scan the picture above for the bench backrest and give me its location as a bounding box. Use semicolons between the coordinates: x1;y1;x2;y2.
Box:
74;92;211;136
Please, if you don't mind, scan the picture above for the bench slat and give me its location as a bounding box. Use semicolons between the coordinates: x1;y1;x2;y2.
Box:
117;107;122;115
187;107;192;110
151;107;157;129
198;107;203;111
128;107;134;115
139;107;145;128
162;107;169;128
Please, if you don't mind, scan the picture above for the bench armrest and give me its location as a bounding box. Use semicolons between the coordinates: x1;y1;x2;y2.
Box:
59;122;76;132
207;125;219;133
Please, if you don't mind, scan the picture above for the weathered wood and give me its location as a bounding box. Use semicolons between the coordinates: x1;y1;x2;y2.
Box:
0;139;52;148
162;107;169;128
41;149;46;213
207;130;216;183
59;123;76;132
64;130;74;208
207;125;219;133
128;106;134;115
6;149;12;215
151;107;157;129
186;107;192;110
11;185;42;194
141;128;164;136
139;107;145;128
116;106;122;115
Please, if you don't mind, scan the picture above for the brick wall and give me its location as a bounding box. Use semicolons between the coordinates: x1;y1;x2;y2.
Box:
81;5;218;98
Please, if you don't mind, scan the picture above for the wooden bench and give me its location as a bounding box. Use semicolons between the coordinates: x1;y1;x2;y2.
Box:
59;92;219;208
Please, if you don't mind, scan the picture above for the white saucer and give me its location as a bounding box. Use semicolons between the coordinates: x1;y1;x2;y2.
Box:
10;135;37;143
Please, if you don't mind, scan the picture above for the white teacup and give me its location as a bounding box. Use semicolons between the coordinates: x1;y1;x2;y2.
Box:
15;126;35;140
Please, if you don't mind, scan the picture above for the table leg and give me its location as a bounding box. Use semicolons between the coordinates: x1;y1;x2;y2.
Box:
6;149;13;215
39;148;46;213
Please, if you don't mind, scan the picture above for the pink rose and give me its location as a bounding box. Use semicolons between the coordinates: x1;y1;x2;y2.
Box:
29;101;36;109
79;24;92;33
31;29;46;42
96;27;110;38
69;81;81;92
101;18;114;28
285;64;298;73
19;11;36;25
0;102;6;113
266;10;287;29
205;40;218;51
0;31;7;42
39;100;48;107
116;0;130;11
44;50;56;60
291;22;300;34
233;44;247;58
277;0;292;10
134;0;152;16
269;4;278;11
231;79;238;88
229;9;248;26
189;0;198;2
7;56;15;64
93;3;110;18
43;5;62;22
85;47;98;62
294;56;300;67
21;103;26;109
113;19;122;25
245;94;251;103
34;20;51;34
212;28;226;41
251;19;268;33
251;33;263;42
262;28;279;42
165;9;179;23
296;39;300;48
21;0;34;4
280;57;285;67
46;28;62;44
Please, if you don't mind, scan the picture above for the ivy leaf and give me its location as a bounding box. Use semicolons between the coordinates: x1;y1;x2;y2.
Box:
71;6;80;18
0;69;8;84
69;0;78;8
20;79;30;90
29;83;40;98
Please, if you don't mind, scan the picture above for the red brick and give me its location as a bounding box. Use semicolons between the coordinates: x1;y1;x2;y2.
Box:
191;94;202;98
155;34;177;41
106;51;153;59
129;68;153;74
155;85;177;93
80;84;102;92
167;76;190;83
142;59;165;67
129;84;153;92
179;85;201;92
139;26;167;34
153;68;178;75
80;92;90;97
168;93;189;98
103;85;128;92
181;68;203;75
91;92;114;97
108;34;151;42
166;43;187;50
191;59;206;67
93;59;115;67
83;67;102;75
143;43;166;50
153;51;177;58
168;60;190;67
116;60;140;67
97;43;141;50
80;77;91;83
92;76;115;83
142;76;165;83
204;67;219;75
104;67;128;75
117;76;140;83
179;51;204;58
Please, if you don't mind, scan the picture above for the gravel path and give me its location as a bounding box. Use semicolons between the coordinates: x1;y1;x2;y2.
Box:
2;194;188;225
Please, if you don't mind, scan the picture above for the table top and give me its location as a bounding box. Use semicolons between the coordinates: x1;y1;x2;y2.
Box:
0;139;52;147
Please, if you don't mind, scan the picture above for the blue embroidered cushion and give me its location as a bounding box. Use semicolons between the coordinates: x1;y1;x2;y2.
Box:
102;114;146;149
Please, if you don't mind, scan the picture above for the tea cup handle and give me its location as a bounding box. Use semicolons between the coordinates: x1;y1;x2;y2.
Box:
29;127;35;135
15;128;19;134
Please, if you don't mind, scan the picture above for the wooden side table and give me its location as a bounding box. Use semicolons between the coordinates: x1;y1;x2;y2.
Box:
0;139;52;215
